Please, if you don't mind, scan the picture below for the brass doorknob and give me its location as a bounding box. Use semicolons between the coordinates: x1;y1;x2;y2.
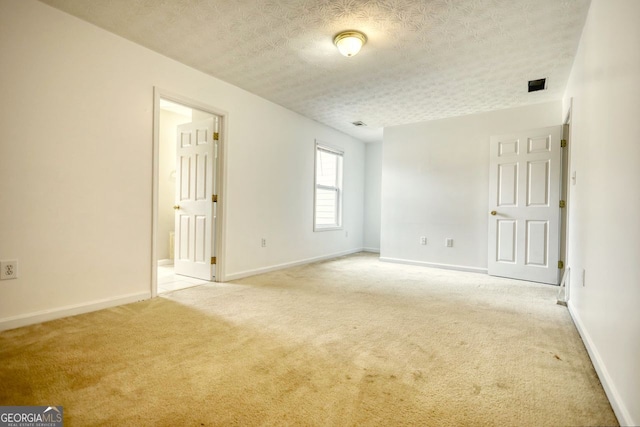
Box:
173;205;180;210
490;211;497;216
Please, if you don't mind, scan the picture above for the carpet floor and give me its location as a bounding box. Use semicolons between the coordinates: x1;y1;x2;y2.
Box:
0;253;617;426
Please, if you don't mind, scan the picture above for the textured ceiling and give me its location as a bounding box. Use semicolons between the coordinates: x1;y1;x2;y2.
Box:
38;0;591;143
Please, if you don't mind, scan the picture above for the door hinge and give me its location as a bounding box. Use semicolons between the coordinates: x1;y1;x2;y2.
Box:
213;132;219;141
559;200;566;208
558;260;564;269
561;139;567;148
212;194;218;203
211;257;217;265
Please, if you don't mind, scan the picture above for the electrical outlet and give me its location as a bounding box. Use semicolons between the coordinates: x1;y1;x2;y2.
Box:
261;238;267;248
1;260;18;280
446;238;454;247
420;236;427;245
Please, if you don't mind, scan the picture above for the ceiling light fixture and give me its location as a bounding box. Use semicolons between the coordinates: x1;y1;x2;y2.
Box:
333;31;367;57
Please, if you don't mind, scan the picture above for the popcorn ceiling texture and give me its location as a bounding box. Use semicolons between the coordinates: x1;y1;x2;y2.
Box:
39;0;591;142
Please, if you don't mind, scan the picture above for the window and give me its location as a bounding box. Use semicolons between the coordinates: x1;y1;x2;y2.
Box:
314;142;343;230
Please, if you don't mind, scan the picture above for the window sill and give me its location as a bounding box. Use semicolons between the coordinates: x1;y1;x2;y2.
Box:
314;226;343;232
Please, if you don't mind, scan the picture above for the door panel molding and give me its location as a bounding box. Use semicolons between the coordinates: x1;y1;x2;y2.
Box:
174;118;214;280
488;126;562;284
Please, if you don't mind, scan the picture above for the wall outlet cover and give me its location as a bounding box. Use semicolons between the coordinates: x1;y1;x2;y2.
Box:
1;260;18;280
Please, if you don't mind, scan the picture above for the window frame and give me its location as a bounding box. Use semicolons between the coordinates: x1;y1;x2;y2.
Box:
313;141;344;231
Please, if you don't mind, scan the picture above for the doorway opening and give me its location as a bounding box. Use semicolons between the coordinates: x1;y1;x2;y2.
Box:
152;90;226;297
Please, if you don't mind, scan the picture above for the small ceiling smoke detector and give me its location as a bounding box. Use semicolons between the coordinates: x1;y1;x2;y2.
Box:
528;78;547;92
352;121;367;127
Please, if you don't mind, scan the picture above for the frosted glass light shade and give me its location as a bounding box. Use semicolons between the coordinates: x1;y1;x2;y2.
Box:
333;31;367;57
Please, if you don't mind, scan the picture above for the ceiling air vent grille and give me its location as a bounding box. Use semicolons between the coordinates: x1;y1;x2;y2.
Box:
528;78;547;92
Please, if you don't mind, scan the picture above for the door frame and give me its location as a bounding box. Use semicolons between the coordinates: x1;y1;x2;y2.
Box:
559;102;573;296
151;87;228;297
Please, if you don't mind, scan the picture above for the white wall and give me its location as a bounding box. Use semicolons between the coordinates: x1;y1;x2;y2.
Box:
363;142;382;252
0;0;365;328
223;107;364;279
381;102;561;271
562;0;640;424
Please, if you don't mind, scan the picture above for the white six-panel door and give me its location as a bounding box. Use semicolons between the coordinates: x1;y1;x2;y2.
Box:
488;126;562;285
174;118;216;281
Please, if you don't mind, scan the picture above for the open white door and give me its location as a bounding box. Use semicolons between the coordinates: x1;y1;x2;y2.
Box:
488;126;562;285
174;118;217;281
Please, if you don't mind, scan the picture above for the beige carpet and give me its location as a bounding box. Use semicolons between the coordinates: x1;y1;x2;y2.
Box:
0;253;617;426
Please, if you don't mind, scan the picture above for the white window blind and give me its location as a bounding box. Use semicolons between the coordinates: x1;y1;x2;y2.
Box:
314;143;343;230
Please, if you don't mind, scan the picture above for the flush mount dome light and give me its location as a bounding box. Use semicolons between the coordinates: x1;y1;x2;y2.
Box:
333;31;367;57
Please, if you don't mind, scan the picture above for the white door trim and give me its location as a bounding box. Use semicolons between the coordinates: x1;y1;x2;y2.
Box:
560;101;573;299
152;87;228;297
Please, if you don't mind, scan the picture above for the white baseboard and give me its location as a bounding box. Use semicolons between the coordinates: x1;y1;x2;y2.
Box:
362;247;380;254
224;248;364;281
0;291;151;332
567;301;633;426
157;259;174;266
379;257;488;274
